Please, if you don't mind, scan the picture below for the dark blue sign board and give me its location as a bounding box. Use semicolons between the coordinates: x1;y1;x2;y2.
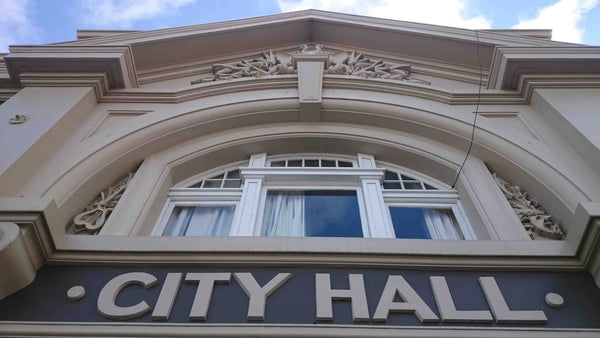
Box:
1;265;599;328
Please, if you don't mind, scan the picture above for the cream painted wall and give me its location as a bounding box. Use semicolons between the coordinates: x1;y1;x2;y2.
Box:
0;87;96;195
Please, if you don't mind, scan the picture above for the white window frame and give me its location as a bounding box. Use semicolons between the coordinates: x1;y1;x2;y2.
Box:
254;184;371;238
152;153;477;240
152;189;242;236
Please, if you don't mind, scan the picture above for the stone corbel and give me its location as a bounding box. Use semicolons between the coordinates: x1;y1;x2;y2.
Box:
291;44;330;121
0;222;37;301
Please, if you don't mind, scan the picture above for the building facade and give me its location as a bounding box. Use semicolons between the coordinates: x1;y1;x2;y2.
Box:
1;10;600;337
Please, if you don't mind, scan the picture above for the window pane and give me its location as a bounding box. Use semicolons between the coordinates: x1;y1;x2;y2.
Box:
164;206;235;236
262;190;363;238
288;160;302;167
403;181;423;190
271;161;286;167
383;181;402;189
202;179;222;188
305;159;319;167
321;160;336;167
384;170;399;180
222;179;242;188
389;207;462;240
338;160;353;167
226;169;240;179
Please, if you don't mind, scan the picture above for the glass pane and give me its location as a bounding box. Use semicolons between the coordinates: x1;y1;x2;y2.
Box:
383;181;402;189
403;182;424;190
271;161;286;167
164;206;235;236
401;174;416;181
321;160;336;167
209;173;224;179
389;207;431;239
305;191;363;237
338;160;353;167
262;190;363;238
226;169;240;178
222;179;242;188
384;170;399;180
305;159;319;167
389;207;461;240
288;160;302;167
202;179;222;188
424;183;438;190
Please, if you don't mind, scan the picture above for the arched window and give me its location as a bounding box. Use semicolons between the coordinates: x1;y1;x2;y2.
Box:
152;154;475;240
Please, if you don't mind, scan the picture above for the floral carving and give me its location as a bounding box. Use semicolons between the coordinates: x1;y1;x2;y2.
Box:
326;50;431;85
192;44;430;85
73;172;134;235
191;50;295;84
493;173;564;240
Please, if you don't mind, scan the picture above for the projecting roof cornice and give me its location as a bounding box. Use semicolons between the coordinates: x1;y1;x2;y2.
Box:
489;47;600;90
0;10;597;98
50;10;574;72
3;45;137;89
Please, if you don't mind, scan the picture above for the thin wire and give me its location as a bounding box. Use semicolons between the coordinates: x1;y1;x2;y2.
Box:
451;29;483;189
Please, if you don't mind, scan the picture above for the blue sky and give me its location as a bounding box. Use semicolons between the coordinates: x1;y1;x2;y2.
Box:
1;0;599;53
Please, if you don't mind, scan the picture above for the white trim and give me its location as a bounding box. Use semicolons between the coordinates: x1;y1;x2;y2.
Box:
1;321;599;338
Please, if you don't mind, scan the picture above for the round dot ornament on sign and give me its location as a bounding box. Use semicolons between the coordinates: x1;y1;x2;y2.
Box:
67;285;86;301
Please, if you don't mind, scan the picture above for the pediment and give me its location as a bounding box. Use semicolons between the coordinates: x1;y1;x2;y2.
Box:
65;10;571;79
2;9;598;94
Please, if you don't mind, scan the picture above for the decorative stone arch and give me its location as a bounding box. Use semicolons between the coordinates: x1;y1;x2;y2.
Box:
30;89;595;241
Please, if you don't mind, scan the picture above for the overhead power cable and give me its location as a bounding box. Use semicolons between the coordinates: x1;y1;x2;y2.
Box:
451;29;483;189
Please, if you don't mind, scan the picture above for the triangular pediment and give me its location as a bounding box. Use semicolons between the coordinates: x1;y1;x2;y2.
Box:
55;10;570;74
2;9;597;94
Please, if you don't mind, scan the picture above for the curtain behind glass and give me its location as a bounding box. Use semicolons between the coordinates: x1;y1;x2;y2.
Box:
422;208;462;240
164;206;235;236
261;191;305;237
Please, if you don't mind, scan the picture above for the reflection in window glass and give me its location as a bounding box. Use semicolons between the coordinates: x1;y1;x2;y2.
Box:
389;207;462;240
164;206;235;236
262;190;363;238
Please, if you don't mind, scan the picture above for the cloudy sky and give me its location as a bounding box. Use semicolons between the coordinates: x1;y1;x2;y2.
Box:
1;0;598;52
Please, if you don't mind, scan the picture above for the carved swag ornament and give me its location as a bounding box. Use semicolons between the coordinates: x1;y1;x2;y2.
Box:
493;173;564;240
73;172;134;235
192;44;430;85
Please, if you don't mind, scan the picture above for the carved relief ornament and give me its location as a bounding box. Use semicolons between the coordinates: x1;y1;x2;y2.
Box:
73;172;134;235
493;173;564;240
192;44;430;85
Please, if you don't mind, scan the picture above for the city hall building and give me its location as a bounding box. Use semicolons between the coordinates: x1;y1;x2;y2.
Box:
1;9;600;337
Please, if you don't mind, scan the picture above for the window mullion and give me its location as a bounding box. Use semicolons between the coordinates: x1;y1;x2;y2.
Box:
361;177;394;238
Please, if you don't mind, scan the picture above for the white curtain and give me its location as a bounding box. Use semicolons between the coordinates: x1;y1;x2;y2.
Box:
422;208;461;240
164;206;234;236
261;191;305;237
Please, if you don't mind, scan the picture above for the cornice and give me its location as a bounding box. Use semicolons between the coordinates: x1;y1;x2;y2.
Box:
95;73;600;106
19;72;110;101
55;10;572;48
488;46;600;90
3;45;138;89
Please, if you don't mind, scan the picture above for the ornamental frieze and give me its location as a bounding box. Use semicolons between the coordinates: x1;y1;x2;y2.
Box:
493;173;564;240
192;44;430;85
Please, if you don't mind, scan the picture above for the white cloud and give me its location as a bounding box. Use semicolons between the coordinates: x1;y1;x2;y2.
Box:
512;0;598;43
277;0;492;30
78;0;196;28
0;0;38;52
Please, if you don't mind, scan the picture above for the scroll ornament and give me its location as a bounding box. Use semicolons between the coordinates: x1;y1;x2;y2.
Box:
192;44;430;85
493;173;564;240
73;172;134;235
